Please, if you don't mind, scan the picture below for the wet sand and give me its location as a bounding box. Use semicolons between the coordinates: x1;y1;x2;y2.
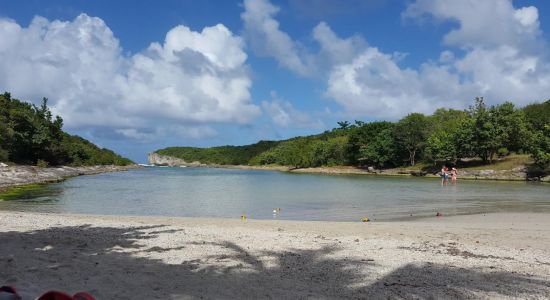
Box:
1;211;549;299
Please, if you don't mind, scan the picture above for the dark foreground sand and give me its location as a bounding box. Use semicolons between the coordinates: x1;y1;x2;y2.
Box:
1;211;549;299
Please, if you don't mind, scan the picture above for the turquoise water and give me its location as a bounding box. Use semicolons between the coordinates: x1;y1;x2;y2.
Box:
1;167;549;221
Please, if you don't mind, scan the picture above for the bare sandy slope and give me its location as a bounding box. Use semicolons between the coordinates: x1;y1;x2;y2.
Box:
1;212;549;299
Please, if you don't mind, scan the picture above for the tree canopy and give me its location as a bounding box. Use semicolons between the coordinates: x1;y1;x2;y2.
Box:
156;97;549;170
0;92;132;166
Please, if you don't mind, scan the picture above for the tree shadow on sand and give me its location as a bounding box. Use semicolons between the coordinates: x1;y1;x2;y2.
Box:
1;225;548;299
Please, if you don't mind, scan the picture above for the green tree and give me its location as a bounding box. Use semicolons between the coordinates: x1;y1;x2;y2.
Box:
0;93;11;161
428;108;468;133
394;113;429;166
0;92;132;166
346;121;394;165
529;125;550;169
491;102;530;153
311;136;348;167
337;121;350;130
280;139;313;168
453;118;476;160
523;100;550;132
358;128;397;167
152;97;546;170
464;98;530;163
465;97;503;163
425;130;457;163
424;108;470;164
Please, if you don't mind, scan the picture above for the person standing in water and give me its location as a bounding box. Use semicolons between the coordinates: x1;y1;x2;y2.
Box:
450;167;458;184
440;165;449;186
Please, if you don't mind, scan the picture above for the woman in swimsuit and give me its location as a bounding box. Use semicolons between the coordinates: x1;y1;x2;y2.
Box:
450;167;458;184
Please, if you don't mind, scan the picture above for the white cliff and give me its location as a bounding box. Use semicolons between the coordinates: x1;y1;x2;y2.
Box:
147;152;202;167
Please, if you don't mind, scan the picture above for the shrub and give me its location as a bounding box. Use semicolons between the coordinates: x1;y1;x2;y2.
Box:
497;147;509;158
36;159;49;168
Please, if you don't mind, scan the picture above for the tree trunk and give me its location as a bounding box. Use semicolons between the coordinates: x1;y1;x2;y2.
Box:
481;151;488;164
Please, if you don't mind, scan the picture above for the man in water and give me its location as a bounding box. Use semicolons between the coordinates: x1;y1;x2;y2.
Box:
440;165;449;186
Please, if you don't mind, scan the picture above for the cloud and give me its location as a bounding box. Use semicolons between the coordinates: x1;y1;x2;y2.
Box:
166;125;218;140
311;22;367;72
261;91;323;128
241;0;365;77
241;0;310;75
0;14;260;141
403;0;542;51
88;125;217;144
114;128;160;142
400;0;550;106
245;0;550;118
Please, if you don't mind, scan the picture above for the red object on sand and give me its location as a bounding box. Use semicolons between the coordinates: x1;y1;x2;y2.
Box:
436;212;443;217
0;286;22;300
37;291;96;300
72;292;96;300
0;287;95;300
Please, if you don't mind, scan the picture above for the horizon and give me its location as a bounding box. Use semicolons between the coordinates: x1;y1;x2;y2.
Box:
1;0;549;163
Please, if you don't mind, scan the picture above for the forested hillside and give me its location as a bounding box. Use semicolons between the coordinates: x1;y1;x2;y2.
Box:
0;92;133;166
158;141;280;165
156;98;549;170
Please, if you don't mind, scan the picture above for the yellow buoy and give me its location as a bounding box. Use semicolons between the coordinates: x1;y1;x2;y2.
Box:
361;217;370;222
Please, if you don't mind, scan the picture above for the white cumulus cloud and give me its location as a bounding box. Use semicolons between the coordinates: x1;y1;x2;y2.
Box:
261;91;323;128
403;0;542;50
241;0;365;77
241;0;311;75
244;0;550;119
0;14;260;140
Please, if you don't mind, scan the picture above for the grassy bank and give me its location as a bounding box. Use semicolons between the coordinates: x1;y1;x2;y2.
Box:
0;183;46;200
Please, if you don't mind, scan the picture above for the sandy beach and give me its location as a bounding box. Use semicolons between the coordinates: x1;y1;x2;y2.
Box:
1;211;549;299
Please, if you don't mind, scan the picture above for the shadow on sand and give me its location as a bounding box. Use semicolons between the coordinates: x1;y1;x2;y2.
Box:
1;225;548;299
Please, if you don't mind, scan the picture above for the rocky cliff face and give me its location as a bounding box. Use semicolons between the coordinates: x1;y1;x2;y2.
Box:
147;152;202;167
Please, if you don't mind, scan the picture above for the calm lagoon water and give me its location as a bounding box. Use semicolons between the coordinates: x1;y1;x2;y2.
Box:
1;167;549;221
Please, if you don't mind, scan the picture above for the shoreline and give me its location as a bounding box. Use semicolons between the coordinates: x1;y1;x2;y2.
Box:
1;211;549;299
0;164;138;192
147;152;549;182
160;162;550;183
2;209;549;231
290;166;550;183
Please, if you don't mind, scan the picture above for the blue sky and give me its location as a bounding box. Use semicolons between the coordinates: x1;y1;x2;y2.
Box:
1;0;549;162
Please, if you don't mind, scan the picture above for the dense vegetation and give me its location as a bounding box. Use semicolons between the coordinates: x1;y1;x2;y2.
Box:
0;92;133;166
157;98;549;170
158;141;280;165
